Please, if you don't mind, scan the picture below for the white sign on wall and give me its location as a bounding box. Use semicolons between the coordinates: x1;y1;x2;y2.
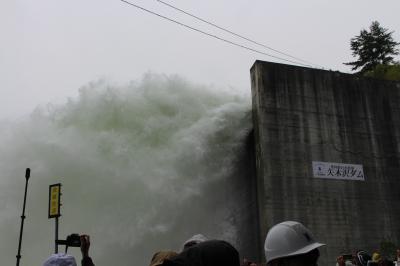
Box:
312;161;365;181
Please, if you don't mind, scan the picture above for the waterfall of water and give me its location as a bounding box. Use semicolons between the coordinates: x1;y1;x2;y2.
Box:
0;73;254;266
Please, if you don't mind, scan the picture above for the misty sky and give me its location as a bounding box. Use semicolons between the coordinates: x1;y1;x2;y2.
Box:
1;0;400;119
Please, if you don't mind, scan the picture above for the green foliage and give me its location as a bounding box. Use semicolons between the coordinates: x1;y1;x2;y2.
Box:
364;63;400;81
345;21;399;73
379;240;397;260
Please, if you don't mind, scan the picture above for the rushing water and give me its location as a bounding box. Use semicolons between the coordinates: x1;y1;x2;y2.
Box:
0;73;253;266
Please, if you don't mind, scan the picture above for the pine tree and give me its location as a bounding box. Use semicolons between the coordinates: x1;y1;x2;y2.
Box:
344;21;399;73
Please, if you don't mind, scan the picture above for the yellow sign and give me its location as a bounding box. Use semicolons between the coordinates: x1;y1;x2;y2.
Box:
48;184;61;218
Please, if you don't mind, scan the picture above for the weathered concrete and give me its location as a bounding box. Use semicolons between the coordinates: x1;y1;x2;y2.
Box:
250;60;400;265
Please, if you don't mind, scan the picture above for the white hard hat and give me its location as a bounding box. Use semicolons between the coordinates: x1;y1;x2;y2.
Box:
43;253;77;266
264;221;325;263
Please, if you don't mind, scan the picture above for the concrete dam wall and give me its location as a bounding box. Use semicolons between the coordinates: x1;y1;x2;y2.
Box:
250;60;400;265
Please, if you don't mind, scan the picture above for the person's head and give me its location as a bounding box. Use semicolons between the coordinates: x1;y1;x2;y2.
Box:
353;251;371;266
150;251;178;266
164;240;240;266
372;252;381;263
182;234;208;250
264;221;325;266
268;249;320;266
43;253;77;266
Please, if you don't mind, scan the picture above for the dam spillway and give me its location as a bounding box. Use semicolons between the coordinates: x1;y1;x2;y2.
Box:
250;60;400;265
1;64;400;265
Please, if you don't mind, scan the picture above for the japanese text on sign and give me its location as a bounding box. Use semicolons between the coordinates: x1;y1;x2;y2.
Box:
312;161;365;181
48;184;61;218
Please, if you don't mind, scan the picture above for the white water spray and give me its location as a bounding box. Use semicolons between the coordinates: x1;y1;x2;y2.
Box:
0;73;252;266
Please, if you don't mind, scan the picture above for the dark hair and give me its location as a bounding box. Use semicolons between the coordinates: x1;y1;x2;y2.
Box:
163;240;239;266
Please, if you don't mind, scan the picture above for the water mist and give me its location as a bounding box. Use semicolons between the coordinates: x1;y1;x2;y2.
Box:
0;73;257;266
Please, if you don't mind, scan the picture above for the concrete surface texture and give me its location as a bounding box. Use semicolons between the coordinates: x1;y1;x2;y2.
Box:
250;60;400;265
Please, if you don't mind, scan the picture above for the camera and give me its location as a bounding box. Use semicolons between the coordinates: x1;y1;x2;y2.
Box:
56;233;81;247
66;234;81;247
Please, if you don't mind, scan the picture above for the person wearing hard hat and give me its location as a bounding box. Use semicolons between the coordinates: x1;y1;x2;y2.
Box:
264;221;325;266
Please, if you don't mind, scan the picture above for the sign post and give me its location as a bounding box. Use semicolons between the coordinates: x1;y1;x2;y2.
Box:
48;183;62;254
16;168;31;266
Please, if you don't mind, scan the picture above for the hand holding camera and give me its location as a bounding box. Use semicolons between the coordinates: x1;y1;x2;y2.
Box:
56;233;91;258
56;233;81;247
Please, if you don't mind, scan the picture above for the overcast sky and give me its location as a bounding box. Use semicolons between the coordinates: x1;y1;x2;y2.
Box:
1;0;400;119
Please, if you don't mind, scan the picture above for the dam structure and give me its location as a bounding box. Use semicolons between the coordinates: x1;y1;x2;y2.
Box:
250;60;400;265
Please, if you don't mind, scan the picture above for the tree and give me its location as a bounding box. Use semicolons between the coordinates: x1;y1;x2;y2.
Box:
344;21;399;73
364;63;400;81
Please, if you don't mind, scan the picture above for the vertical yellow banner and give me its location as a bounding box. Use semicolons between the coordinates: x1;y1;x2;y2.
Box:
48;184;61;218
